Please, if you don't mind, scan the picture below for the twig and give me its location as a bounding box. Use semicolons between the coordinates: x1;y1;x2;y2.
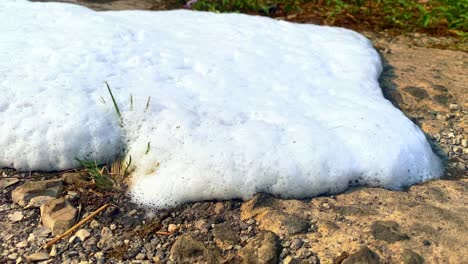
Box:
155;231;171;236
43;203;112;249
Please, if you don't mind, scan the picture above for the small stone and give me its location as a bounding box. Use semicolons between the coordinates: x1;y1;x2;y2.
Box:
127;209;138;216
239;231;280;264
40;198;77;236
461;139;467;148
170;234;220;262
110;224;117;230
296;248;312;258
283;256;299;264
101;227;113;239
449;104;459;111
12;179;63;207
168;224;178;233
27;233;36;242
75;229;91;242
322;202;331;209
290;238;303;251
214;202;225;214
94;252;104;259
0;178;19;189
33;226;51;238
49;245;57;257
194;219;209;233
401;249;424;264
423;240;431;246
136;253;146;260
9;211;23;222
17;240;28;248
90;220;100;229
26;252;49;262
62;172;89;186
8;253;18;260
342;247;380;264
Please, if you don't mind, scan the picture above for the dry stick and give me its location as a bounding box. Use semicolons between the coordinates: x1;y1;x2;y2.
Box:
155;231;171;236
43;203;112;249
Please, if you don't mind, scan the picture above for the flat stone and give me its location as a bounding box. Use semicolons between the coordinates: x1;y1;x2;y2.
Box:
75;229;91;242
12;179;63;207
0;178;19;189
26;252;49;262
40;198;77;236
25;195;55;208
62;172;90;187
9;211;23;222
17;240;28;248
239;231;280;264
342;247;380;264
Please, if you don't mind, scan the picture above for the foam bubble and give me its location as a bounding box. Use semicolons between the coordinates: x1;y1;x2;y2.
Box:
0;0;443;208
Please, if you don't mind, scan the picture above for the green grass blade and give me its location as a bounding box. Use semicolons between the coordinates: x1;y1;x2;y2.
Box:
145;96;151;112
105;81;123;126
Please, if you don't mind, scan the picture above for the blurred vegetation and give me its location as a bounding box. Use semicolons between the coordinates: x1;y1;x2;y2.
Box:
190;0;468;38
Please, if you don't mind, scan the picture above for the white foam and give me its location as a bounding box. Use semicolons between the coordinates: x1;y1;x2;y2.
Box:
0;0;443;208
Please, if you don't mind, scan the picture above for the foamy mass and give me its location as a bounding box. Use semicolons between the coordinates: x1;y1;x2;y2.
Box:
0;0;443;208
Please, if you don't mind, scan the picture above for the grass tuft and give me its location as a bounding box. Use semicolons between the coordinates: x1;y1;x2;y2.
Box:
75;158;114;189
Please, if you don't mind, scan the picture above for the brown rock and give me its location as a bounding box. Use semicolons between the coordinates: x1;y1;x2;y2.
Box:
256;210;309;237
0;178;19;189
214;202;225;214
342;247;380;264
170;234;220;264
40;198;77;236
62;172;90;187
401;249;424;264
213;223;240;249
239;231;280;264
241;193;278;220
12;179;63;207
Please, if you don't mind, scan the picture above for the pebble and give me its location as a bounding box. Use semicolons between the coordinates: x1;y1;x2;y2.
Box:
90;220;100;229
214;202;225;214
8;253;18;260
26;252;49;262
290;238;303;250
168;224;178;233
49;245;57;257
449;104;459;110
17;240;28;248
9;211;23;222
